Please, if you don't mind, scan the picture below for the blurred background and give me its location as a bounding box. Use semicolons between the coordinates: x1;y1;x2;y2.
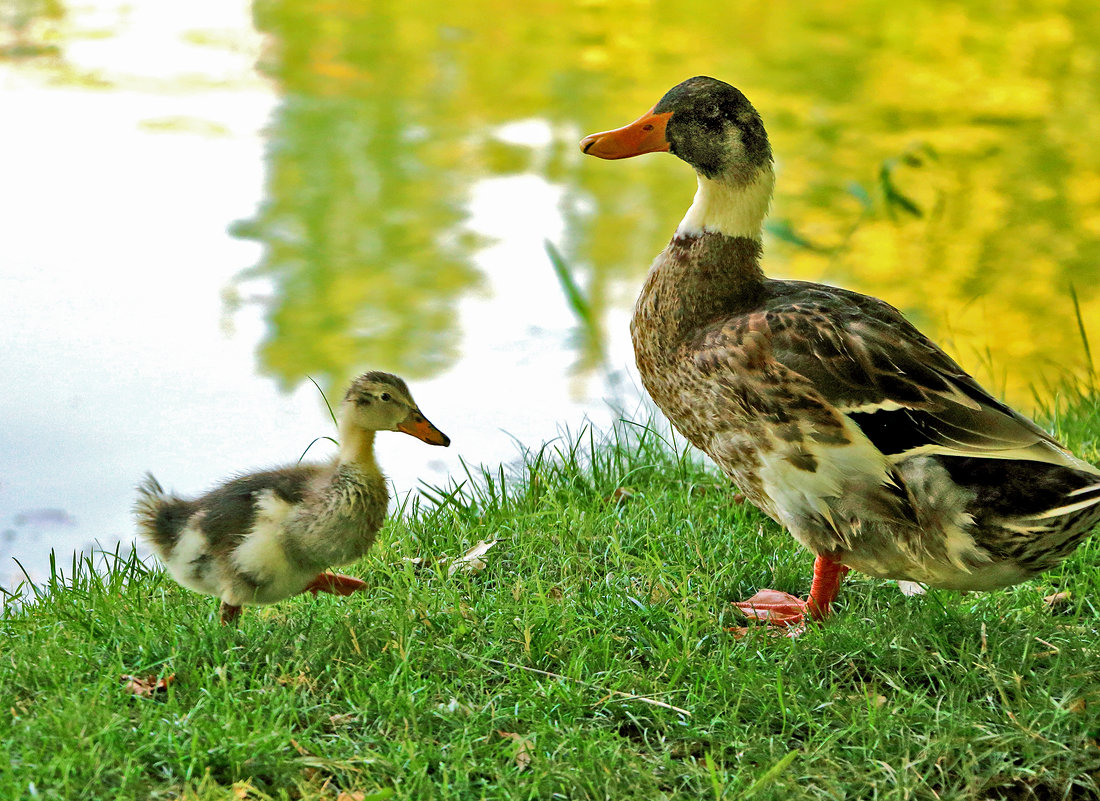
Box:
2;0;1099;594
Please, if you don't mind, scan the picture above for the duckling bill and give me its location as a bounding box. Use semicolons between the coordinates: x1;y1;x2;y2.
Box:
583;77;1100;634
135;371;449;624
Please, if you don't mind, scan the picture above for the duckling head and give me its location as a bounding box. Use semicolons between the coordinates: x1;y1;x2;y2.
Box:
580;76;775;239
342;372;450;446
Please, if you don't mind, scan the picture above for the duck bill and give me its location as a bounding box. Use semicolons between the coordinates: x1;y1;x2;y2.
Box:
397;411;451;447
580;107;672;159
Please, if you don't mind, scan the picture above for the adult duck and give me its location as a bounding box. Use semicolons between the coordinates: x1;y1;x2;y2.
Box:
581;76;1100;632
136;371;449;624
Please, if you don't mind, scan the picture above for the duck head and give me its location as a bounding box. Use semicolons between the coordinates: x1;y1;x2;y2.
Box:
581;76;775;240
342;371;450;446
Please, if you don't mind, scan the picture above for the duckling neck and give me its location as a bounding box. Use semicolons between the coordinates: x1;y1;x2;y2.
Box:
337;421;380;473
675;166;775;241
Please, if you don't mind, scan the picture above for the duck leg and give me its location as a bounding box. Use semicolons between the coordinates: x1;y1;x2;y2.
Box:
731;555;849;635
220;601;243;625
302;571;367;596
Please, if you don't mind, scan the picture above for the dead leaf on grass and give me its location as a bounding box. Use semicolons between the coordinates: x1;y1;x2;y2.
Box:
606;487;635;505
277;671;315;689
1044;591;1073;611
328;713;359;728
497;730;533;771
631;578;670;604
841;693;887;708
547;585;563;602
1068;697;1087;714
456;601;475;619
448;540;498;576
120;673;175;697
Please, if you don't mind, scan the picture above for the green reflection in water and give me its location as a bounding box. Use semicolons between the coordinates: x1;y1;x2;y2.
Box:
230;0;486;395
233;0;1100;406
0;0;63;58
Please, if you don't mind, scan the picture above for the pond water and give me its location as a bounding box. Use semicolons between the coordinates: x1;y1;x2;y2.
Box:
3;0;1099;594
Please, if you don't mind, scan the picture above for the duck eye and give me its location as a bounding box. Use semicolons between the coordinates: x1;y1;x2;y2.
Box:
380;392;391;402
642;124;654;132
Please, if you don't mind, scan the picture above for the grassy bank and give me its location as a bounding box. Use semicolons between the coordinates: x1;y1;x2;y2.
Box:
3;392;1100;801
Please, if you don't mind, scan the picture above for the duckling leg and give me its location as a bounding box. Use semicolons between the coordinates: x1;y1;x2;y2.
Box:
220;601;243;625
731;555;849;635
302;571;367;597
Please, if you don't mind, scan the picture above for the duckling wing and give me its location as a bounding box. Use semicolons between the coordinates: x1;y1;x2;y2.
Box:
197;465;329;553
723;281;1093;473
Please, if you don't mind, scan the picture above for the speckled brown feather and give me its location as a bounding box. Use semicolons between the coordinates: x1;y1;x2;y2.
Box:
589;75;1100;607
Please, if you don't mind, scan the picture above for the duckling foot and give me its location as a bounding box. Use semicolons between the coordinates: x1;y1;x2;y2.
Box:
729;555;849;638
303;572;367;597
220;601;243;626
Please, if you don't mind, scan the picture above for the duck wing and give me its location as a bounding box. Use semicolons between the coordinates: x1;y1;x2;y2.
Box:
715;281;1095;474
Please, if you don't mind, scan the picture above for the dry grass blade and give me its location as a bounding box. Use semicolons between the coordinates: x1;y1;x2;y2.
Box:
438;644;691;716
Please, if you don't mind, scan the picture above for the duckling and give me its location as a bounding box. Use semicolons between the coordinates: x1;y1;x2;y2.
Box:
581;76;1100;633
135;371;449;624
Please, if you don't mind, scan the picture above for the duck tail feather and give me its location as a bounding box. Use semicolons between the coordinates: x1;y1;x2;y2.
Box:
134;473;187;558
1028;482;1100;521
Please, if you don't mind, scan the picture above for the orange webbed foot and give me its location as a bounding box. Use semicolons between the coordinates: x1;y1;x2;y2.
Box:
728;590;813;638
729;555;849;639
733;589;813;625
303;571;368;597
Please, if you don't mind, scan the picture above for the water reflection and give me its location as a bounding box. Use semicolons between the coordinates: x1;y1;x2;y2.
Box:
229;3;485;393
0;0;63;58
233;0;1099;404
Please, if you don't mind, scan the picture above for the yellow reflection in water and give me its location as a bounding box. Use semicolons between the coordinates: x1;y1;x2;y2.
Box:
231;0;1100;406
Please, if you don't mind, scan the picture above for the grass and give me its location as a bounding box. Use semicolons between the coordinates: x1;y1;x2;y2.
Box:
3;396;1100;801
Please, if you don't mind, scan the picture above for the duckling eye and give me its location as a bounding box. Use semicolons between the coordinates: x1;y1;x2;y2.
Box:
380;392;391;402
642;123;654;132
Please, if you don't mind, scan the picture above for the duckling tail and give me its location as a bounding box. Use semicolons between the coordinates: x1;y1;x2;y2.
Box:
134;473;190;558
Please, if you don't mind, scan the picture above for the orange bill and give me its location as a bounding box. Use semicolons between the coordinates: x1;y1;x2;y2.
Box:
580;106;672;159
397;410;451;446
